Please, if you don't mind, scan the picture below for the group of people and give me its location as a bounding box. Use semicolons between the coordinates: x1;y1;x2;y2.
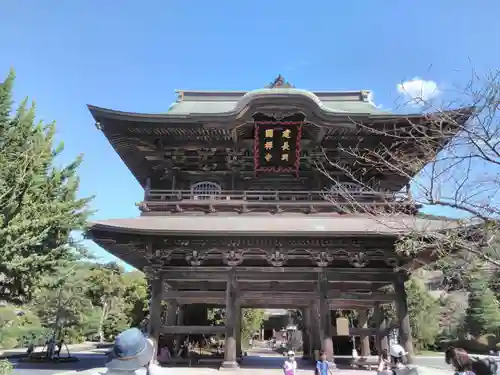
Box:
94;327;499;375
282;350;334;375
281;343;499;375
25;338;65;360
445;347;498;375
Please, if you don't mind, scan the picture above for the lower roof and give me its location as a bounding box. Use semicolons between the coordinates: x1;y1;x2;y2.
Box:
89;213;459;236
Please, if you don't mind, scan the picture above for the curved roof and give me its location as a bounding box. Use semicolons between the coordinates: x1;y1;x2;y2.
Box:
89;214;460;236
87;87;396;124
167;88;387;116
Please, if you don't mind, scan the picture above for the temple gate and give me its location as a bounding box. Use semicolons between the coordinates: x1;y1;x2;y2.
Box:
86;75;471;368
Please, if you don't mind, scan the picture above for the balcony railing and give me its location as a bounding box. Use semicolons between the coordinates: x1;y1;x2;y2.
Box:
139;189;416;214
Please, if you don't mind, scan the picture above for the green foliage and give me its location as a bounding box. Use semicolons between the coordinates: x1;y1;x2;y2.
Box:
489;269;500;302
0;359;13;375
0;70;93;304
241;309;266;341
405;277;441;350
381;277;441;350
207;308;225;326
465;268;500;336
0;71;152;349
0;259;149;349
31;264;94;342
0;304;48;348
85;263;126;342
208;307;267;343
121;271;149;328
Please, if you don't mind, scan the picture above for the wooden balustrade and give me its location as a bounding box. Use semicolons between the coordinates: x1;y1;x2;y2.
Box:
145;189;408;202
138;188;417;214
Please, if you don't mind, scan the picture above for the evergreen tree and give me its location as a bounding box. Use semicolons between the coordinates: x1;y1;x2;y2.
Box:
381;277;441;350
489;268;500;302
31;264;94;340
241;308;266;341
465;267;500;336
405;277;441;350
0;70;92;304
85;263;126;342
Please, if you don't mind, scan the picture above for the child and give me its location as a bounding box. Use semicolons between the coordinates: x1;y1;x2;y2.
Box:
376;344;410;375
283;350;297;375
316;351;333;375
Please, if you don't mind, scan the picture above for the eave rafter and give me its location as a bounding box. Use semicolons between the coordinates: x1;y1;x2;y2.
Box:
89;232;411;271
87;100;473;189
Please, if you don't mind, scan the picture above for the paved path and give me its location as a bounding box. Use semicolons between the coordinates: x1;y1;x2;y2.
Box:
7;346;488;375
0;343;100;359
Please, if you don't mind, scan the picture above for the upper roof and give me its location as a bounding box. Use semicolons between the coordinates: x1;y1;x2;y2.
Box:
86;75;474;188
167;88;387;116
88;74;472;125
87;75;414;125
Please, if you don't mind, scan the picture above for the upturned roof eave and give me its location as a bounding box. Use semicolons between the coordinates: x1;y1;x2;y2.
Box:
87;103;474;128
86;215;463;238
87;104;376;124
88;226;403;237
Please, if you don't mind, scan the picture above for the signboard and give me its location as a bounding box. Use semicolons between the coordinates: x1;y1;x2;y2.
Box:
254;121;303;175
336;317;350;336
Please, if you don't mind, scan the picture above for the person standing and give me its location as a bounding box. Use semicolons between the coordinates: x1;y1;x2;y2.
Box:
316;351;334;375
92;327;163;374
283;350;297;375
376;344;411;375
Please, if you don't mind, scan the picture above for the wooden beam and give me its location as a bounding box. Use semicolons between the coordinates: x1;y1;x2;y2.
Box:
327;291;396;302
241;303;310;308
163;291;225;299
347;327;396;336
162;268;395;283
165;291;391;301
160;325;226;335
329;301;375;309
166;280;387;292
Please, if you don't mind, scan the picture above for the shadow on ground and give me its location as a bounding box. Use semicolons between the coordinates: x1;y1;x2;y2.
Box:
11;353;107;373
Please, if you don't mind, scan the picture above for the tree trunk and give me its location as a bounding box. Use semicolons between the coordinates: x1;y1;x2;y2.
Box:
98;300;108;343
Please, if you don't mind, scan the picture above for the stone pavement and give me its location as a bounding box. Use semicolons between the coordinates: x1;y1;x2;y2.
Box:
8;346;458;375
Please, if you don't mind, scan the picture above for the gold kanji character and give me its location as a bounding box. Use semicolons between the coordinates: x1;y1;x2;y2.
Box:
264;141;273;150
281;141;290;151
265;153;272;162
282;129;291;138
265;129;274;138
281;154;289;161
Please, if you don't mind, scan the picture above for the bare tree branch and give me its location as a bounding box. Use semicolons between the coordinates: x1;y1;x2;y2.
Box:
315;70;500;269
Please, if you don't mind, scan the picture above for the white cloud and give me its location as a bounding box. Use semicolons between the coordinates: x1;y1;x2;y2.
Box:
397;77;440;105
366;91;383;109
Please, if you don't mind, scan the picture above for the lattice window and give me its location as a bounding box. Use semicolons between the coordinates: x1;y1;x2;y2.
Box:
190;181;222;200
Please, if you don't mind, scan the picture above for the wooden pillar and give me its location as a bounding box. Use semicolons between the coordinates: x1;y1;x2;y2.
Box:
221;273;238;369
374;303;388;354
174;304;185;352
165;300;178;350
301;308;312;359
236;304;242;358
147;273;163;345
394;274;415;364
318;272;335;366
357;309;370;357
311;299;322;358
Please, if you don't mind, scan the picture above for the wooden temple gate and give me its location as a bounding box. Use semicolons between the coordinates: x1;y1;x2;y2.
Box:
89;229;428;368
86;76;471;368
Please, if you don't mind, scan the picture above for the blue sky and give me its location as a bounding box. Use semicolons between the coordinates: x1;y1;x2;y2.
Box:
1;0;499;270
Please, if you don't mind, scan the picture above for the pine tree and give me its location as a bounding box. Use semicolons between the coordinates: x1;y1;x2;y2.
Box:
0;70;93;304
465;266;500;336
